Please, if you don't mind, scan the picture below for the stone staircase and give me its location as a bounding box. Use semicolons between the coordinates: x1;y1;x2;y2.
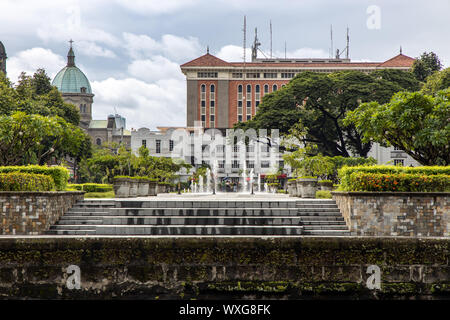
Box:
46;199;349;236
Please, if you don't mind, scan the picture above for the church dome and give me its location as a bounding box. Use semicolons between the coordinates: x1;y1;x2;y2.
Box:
52;43;92;94
0;41;6;56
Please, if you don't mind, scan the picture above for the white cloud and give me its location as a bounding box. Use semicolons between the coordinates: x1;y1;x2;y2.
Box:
128;57;184;82
123;33;202;62
114;0;199;15
91;77;186;130
216;45;251;62
77;41;117;58
7;48;66;83
274;48;329;59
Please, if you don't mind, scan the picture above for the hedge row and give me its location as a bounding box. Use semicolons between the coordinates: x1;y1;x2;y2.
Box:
339;165;450;188
114;176;159;182
0;165;69;191
0;172;55;191
341;172;450;192
67;183;113;193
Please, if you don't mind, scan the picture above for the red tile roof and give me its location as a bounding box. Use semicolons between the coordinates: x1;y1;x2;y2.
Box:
378;53;415;67
180;53;230;67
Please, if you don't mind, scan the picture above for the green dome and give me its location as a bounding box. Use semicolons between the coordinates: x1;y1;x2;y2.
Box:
52;66;92;94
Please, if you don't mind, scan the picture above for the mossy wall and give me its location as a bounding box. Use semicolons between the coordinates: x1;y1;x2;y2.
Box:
0;237;449;299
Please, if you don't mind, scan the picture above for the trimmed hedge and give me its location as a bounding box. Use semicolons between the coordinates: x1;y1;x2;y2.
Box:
316;190;332;198
0;165;69;191
339;165;450;189
341;172;450;192
0;172;55;191
67;183;113;193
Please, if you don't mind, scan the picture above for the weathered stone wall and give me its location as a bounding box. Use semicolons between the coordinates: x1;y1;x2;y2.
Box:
332;192;450;237
0;237;449;299
0;192;84;235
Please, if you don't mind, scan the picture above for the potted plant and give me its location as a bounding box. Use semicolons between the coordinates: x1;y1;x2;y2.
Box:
287;178;298;197
318;179;333;191
113;176;131;198
297;176;318;198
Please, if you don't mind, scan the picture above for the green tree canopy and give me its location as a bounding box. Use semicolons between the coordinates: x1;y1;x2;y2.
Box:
235;69;420;157
421;67;450;95
412;51;443;82
344;89;450;165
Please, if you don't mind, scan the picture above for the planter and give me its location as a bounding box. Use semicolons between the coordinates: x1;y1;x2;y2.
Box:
129;179;138;197
287;180;298;197
157;183;166;194
298;178;318;198
295;180;303;198
137;179;150;197
113;178;131;198
148;181;157;196
319;181;333;191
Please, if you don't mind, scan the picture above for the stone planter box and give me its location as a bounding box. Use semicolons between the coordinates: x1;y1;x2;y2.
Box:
297;178;318;198
332;191;450;237
287;180;298;197
157;183;166;194
318;181;333;191
137;179;150;197
148;181;157;196
129;180;138;197
113;178;131;198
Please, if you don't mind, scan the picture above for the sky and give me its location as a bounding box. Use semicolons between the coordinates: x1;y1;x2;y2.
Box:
1;0;449;130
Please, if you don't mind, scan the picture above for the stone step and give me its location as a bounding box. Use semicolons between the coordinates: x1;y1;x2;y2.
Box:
51;225;304;236
45;230;96;235
302;230;351;236
302;225;348;230
116;201;297;209
58;216;315;226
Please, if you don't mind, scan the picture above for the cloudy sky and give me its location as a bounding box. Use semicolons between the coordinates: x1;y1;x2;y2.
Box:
1;0;449;130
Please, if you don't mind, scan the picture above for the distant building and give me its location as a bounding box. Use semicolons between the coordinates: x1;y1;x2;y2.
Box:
52;42;131;148
368;143;420;167
0;40;7;75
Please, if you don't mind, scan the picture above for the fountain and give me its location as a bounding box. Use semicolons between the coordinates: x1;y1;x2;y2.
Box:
242;160;247;193
249;168;254;194
199;175;204;193
257;173;261;192
206;168;211;193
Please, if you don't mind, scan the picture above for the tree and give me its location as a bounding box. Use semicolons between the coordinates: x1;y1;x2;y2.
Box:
344;89;450;165
421;67;450;95
412;51;443;82
236;69;419;157
0;112;87;166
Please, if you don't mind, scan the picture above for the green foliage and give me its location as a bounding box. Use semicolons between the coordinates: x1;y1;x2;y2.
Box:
236;69;420;157
342;172;449;192
338;165;450;191
67;183;113;193
0;172;55;191
84;191;115;198
412;52;443;82
113;176;158;181
0;165;69;190
421;68;450;95
345;89;450;165
315;190;332;199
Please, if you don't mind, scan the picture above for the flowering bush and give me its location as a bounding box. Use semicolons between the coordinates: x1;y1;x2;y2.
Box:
0;172;55;191
341;172;449;192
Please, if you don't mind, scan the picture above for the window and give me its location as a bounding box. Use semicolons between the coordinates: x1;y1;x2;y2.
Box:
216;145;225;153
96;138;102;146
237;84;243;122
142;140;146;147
198;72;218;78
169;140;174;152
279;160;284;168
233;145;239;153
210;84;215;128
232;160;240;168
246;84;252;120
246;73;260;78
255;85;260;112
201;84;206;127
261;161;270;168
80;87;86;93
218;160;225;168
232;73;243;78
264;84;269;95
246;144;255;153
80;104;87;113
156;140;161;153
394;159;404;166
272;84;278;92
264;73;277;78
246;160;255;168
394;146;401;151
281;72;295;78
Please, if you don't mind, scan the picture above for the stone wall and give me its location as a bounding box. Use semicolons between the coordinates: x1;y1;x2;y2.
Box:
332;192;450;237
0;192;84;235
0;237;449;299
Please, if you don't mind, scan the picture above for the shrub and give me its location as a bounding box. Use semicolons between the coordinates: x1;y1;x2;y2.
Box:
0;165;69;190
67;183;113;193
339;165;450;190
341;172;450;192
0;172;55;191
316;190;332;199
84;191;115;198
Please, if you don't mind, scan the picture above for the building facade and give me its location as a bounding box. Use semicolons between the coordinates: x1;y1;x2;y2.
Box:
180;52;415;129
52;43;131;148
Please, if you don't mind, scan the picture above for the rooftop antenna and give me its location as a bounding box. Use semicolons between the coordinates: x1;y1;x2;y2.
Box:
400;45;402;54
346;26;349;59
243;15;246;80
251;27;261;61
270;20;273;58
330;25;333;59
284;41;287;59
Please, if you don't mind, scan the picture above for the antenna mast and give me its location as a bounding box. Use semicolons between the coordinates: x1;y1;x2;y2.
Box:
330;25;333;59
243;15;246;80
346;26;349;59
270;20;273;58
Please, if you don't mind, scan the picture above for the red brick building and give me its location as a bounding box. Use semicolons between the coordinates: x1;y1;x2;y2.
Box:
180;52;415;129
